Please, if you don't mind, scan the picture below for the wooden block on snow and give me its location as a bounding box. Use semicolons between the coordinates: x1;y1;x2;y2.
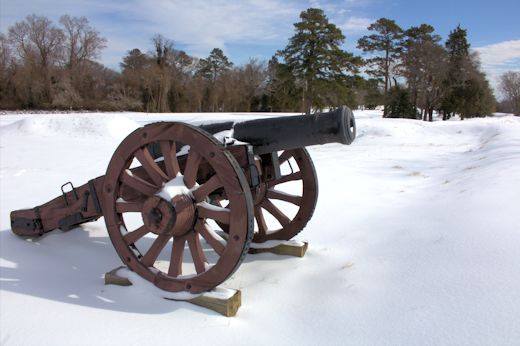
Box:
104;266;241;317
104;266;132;286
248;240;308;257
170;289;241;317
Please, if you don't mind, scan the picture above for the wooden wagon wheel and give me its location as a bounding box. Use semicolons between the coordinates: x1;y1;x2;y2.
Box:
214;148;318;243
252;148;318;242
102;122;254;293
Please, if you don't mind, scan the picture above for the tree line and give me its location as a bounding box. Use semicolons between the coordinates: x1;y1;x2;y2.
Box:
498;72;520;115
0;9;516;118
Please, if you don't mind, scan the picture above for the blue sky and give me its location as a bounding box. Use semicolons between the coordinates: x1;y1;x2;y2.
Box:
1;0;519;88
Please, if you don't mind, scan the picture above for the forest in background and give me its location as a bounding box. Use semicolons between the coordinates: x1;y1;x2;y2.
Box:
0;8;519;118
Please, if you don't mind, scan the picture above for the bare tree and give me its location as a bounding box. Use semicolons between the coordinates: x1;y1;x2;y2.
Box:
7;15;64;103
149;34;174;112
0;34;14;105
399;24;441;110
59;15;107;69
358;18;403;116
8;15;64;68
415;41;447;121
240;58;266;111
0;34;13;79
499;71;520;115
0;34;12;67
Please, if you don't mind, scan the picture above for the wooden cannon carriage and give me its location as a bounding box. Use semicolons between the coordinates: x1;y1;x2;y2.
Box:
10;107;356;294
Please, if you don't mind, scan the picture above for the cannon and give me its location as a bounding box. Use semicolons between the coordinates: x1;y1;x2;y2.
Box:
10;106;356;293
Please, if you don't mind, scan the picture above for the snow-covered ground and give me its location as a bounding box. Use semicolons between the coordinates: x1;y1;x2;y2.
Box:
1;111;519;345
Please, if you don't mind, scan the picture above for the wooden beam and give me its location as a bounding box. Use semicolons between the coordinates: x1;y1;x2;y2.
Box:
104;266;132;286
104;267;241;317
248;241;308;258
173;290;241;317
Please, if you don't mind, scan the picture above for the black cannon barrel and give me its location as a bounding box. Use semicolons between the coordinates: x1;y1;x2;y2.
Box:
149;107;355;158
231;106;356;154
198;121;235;135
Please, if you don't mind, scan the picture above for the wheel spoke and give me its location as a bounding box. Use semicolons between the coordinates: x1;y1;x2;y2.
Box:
197;202;231;224
141;233;171;267
168;235;186;277
135;147;168;186
261;199;291;227
187;232;207;274
195;221;225;255
183;150;201;188
268;171;302;187
160;141;180;179
266;189;302;206
121;170;158;196
255;206;268;237
278;150;292;165
192;175;222;202
116;201;143;213
123;225;150;245
207;199;230;232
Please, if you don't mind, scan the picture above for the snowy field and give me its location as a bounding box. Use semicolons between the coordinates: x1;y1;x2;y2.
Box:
1;110;520;345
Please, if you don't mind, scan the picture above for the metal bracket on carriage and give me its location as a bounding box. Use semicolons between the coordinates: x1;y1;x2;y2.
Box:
104;266;241;317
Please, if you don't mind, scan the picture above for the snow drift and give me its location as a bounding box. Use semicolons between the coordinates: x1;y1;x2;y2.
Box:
1;111;519;345
0;114;140;140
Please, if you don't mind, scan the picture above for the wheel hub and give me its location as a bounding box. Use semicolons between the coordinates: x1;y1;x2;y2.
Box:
141;195;196;236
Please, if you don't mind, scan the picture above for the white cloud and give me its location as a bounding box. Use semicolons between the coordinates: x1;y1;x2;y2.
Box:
475;40;520;66
0;0;304;64
0;0;370;67
128;0;301;56
339;16;372;33
474;40;520;91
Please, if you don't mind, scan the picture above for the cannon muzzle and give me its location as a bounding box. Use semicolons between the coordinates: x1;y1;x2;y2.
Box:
228;106;356;154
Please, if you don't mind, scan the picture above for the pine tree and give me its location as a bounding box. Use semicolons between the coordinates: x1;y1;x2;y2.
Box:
386;85;417;119
445;25;470;83
197;48;233;82
441;25;471;119
459;56;496;118
279;8;361;114
195;48;233;111
357;18;403;117
358;78;383;109
264;56;300;112
441;26;495;119
400;24;447;121
120;48;151;109
120;49;149;71
400;24;441;110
